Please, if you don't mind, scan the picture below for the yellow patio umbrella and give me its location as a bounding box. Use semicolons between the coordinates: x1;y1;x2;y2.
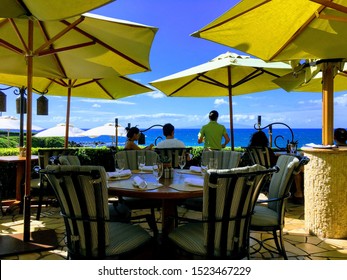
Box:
0;12;157;243
0;0;114;20
192;0;347;145
0;72;153;147
150;52;292;150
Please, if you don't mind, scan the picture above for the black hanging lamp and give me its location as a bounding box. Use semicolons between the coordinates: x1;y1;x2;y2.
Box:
37;94;49;115
16;94;27;114
0;90;6;112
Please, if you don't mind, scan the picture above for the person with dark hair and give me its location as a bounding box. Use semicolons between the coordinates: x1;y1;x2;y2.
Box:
124;127;154;150
242;130;277;167
249;130;272;148
334;128;347;146
246;130;304;204
198;110;230;150
156;123;185;148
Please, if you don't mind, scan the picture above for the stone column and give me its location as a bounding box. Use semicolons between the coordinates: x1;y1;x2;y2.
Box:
302;147;347;238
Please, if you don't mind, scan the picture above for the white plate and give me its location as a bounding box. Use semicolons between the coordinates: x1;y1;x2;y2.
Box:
312;145;336;149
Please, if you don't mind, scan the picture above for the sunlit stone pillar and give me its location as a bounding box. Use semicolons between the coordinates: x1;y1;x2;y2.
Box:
302;147;347;238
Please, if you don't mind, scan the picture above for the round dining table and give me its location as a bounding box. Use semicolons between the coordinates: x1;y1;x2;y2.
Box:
108;169;203;237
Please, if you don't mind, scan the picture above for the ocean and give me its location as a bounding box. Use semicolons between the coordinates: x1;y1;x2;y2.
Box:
70;128;323;149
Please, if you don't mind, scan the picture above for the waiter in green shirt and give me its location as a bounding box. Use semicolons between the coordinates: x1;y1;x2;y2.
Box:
198;110;230;150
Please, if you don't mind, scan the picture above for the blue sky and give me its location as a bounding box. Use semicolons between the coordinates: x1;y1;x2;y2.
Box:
1;0;347;130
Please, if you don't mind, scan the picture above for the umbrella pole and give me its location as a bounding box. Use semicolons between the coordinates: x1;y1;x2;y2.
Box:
115;118;118;149
19;87;25;147
322;62;334;145
64;85;72;148
228;67;235;150
23;20;34;242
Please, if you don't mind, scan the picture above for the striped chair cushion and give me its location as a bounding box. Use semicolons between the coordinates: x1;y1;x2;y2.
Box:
107;223;151;255
245;146;274;168
251;205;278;227
203;165;265;255
267;156;299;212
170;164;267;258
202;150;242;169
168;223;206;255
115;150;159;170
59;155;81;165
46;165;110;257
154;148;191;168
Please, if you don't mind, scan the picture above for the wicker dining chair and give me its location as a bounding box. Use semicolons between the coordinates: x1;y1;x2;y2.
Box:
34;149;76;220
114;150;160;234
250;155;310;259
168;164;278;259
43;165;153;259
154;147;192;168
182;150;242;212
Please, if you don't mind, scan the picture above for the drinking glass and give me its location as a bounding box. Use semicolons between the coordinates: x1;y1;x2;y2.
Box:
290;143;297;154
116;158;125;173
138;155;146;173
178;155;186;170
209;158;218;169
152;163;163;186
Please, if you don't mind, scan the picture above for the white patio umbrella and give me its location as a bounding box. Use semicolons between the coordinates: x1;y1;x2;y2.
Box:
80;122;127;146
0;115;42;145
0;116;42;130
34;123;85;138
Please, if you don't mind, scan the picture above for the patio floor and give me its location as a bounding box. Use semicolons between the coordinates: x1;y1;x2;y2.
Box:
1;200;347;260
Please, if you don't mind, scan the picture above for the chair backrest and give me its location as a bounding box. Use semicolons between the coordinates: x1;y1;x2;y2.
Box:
202;164;278;258
243;146;275;168
38;148;76;169
154;147;192;168
59;155;81;165
44;165;110;259
267;155;307;213
115;150;159;170
202;150;242;169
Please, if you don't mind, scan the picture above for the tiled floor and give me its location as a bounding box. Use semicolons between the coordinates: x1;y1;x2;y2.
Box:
1;201;347;260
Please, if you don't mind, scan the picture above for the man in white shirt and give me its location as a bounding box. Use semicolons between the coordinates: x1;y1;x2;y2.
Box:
156;123;185;148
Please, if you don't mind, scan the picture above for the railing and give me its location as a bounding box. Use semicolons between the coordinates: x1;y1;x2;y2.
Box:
255;115;296;150
138;124;163;145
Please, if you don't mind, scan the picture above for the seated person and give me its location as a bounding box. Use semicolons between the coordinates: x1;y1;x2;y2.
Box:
124;127;154;150
156;123;192;164
156;123;185;148
334;128;347;146
241;130;277;167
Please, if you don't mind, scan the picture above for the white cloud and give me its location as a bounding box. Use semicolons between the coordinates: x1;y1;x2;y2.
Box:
92;104;101;108
307;99;321;105
80;99;136;105
214;98;228;106
146;91;165;99
334;93;347;106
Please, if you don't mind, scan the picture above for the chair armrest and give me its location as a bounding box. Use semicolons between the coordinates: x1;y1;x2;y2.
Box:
256;192;291;204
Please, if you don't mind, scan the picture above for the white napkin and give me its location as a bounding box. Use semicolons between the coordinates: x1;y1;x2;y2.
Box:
189;166;202;173
133;176;147;189
141;165;154;172
107;169;132;179
184;177;204;187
